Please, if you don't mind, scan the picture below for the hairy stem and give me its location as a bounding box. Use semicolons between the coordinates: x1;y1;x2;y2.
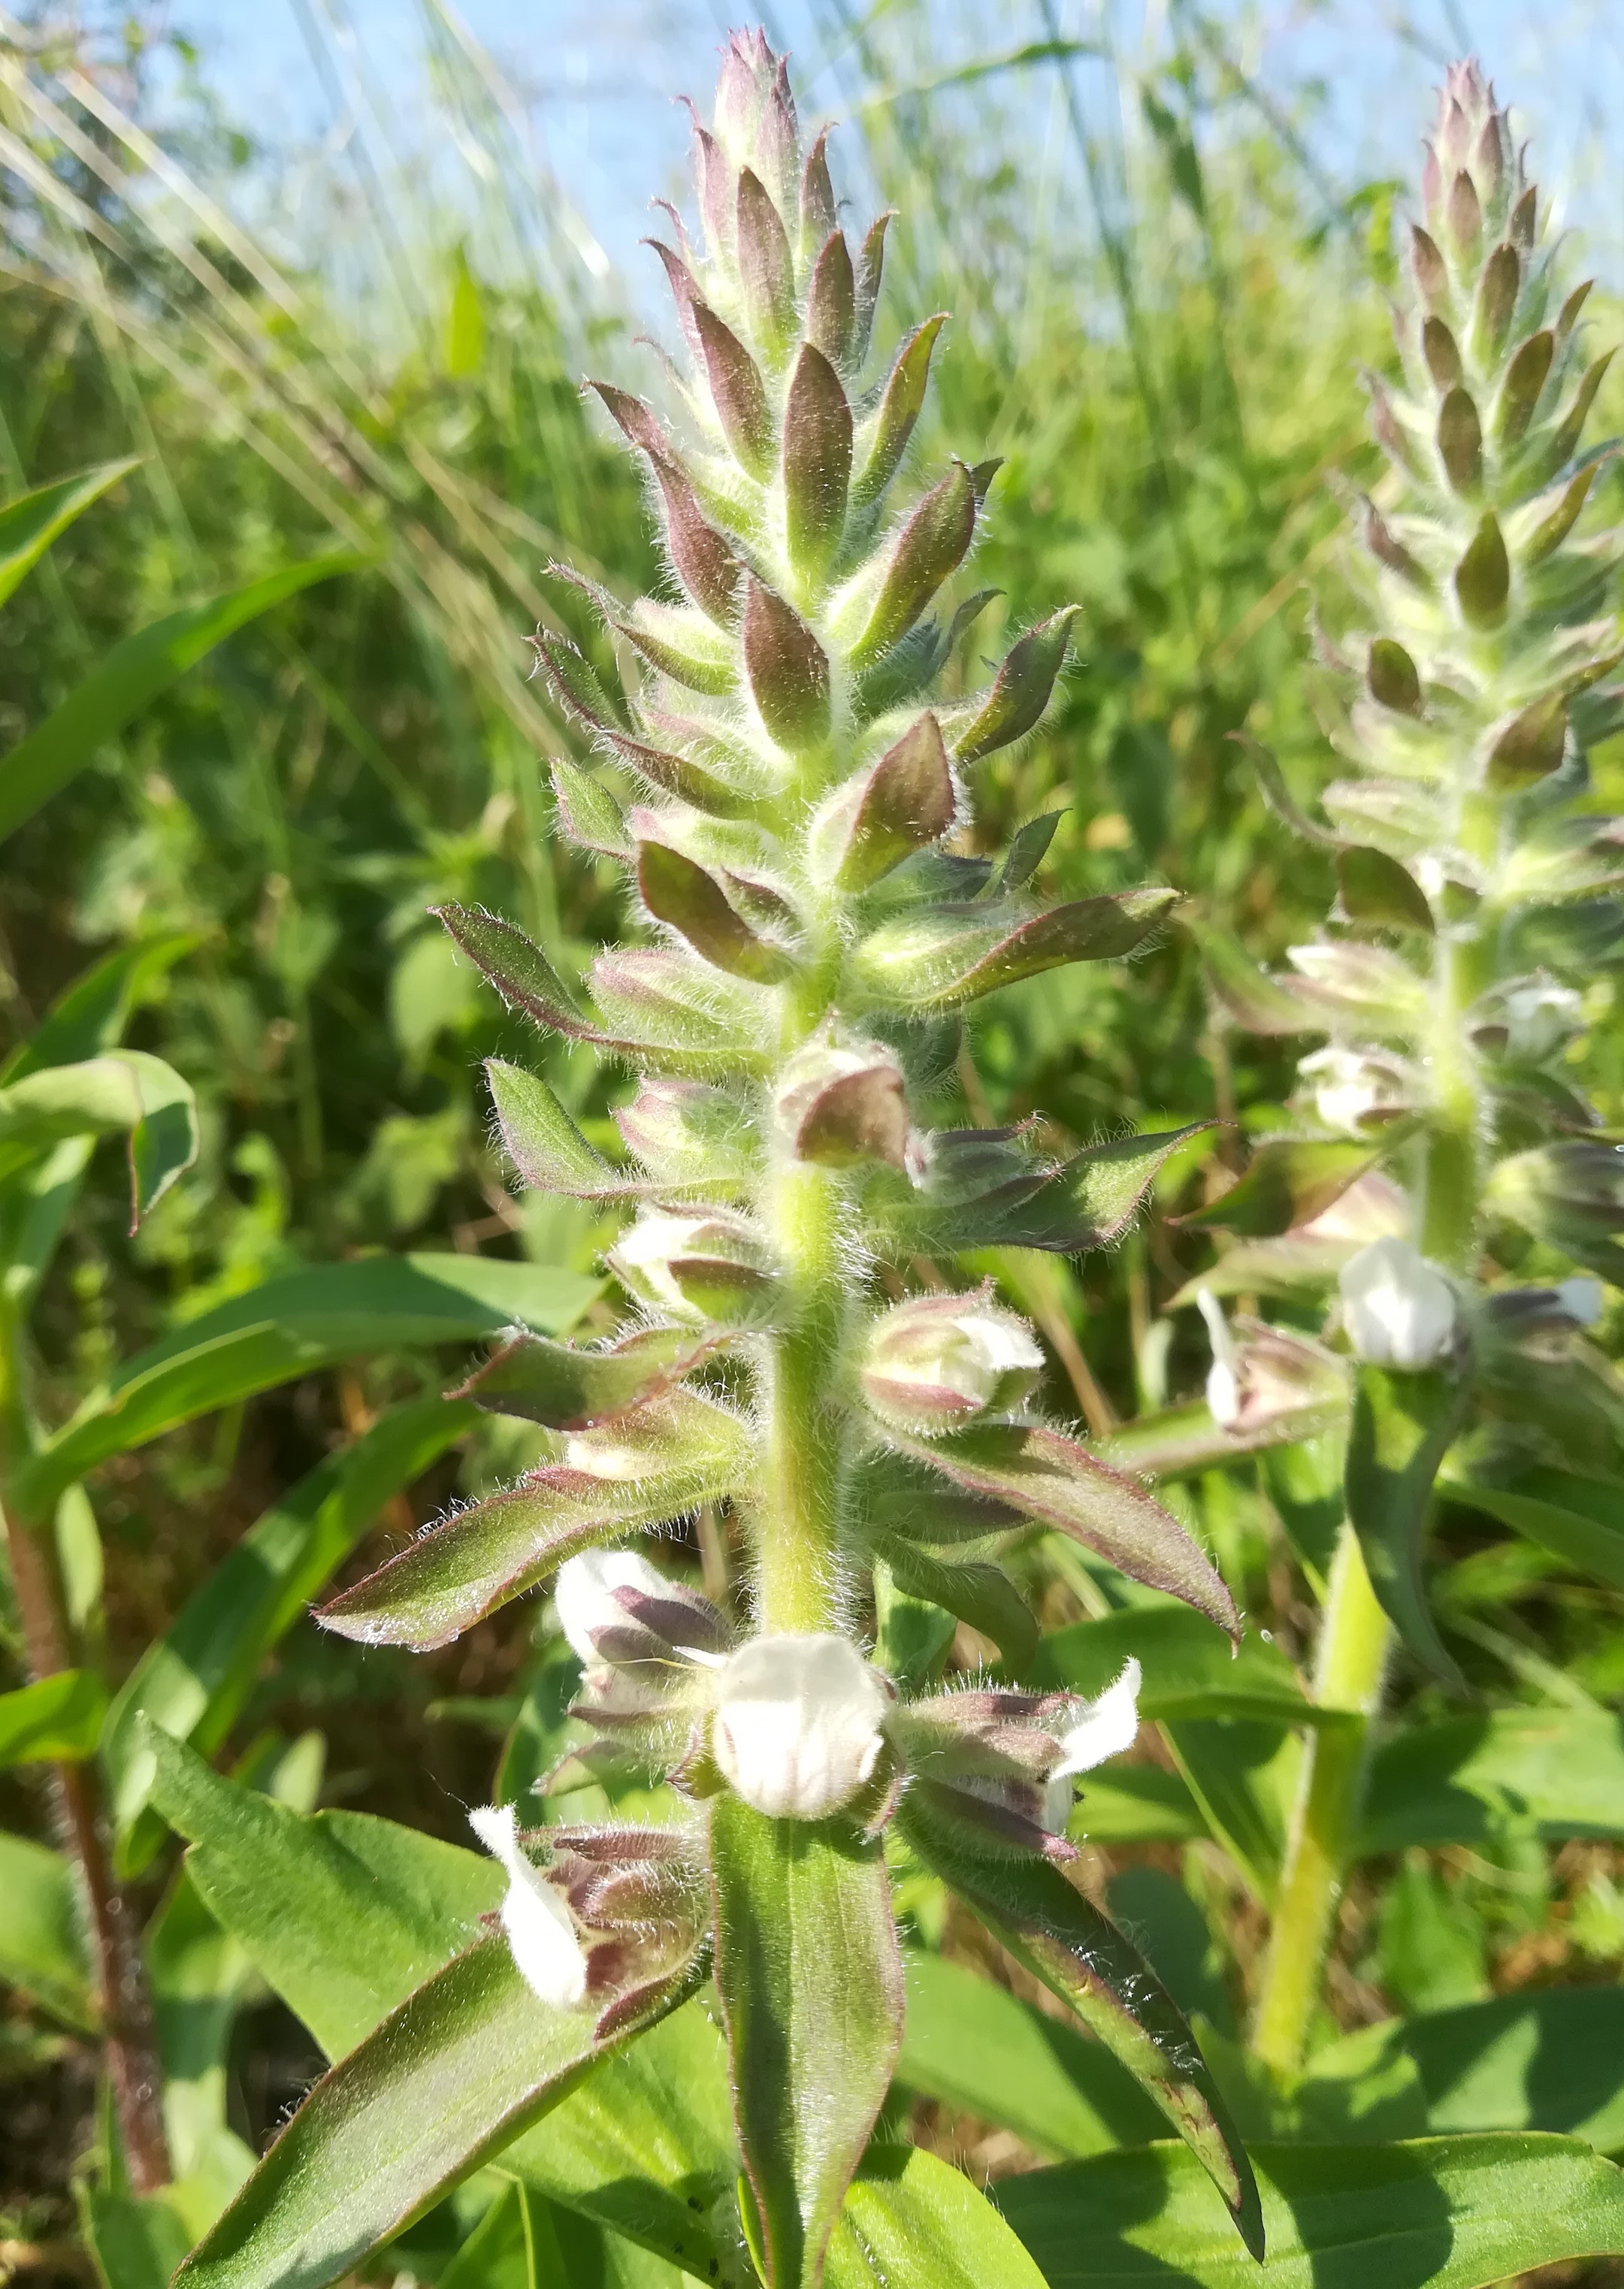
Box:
1252;1522;1390;2073
760;1159;847;1632
0;1322;170;2190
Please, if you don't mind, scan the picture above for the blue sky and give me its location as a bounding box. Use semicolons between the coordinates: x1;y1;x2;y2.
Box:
162;1;1624;295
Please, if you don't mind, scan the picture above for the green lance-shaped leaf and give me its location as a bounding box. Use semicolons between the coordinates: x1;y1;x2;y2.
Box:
12;1252;594;1519
1441;1463;1624;1592
1186;918;1326;1036
693;301;774;479
1437;386;1484;492
897;1795;1263;2262
0;456;139;611
0;1668;106;1766
1367;638;1424;718
588;948;777;1081
435;902;591;1033
639;839;797;984
1337;845;1435;933
528;627;632;733
998;810;1063;891
784;344;853;579
174;1935;704;2289
1346;1362;1470;1690
0;552;362;842
1474;240;1521;357
710;1797;904;2289
551;755;633;857
869;1532;1039;1670
849;888;1177;1012
884;1420;1239;1637
848;462;978;670
102;1398;476;1866
995;2133;1624;2289
1529;349;1617;487
1178;1138;1381;1238
485;1058;647;1199
853;211;892;365
806;230;857;367
812;711;956;892
454;1325;722;1432
953;607;1081;765
317;1386;755;1649
0;1048;198;1229
851;315;947;511
737;165;796;352
531;636;753;816
1495;328;1555;447
872;1123;1211;1257
743;579;832;751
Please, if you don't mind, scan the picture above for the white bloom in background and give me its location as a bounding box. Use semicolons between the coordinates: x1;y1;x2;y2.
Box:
1195;1287;1241;1428
469;1803;587;2009
1502;975;1583;1063
1338;1236;1458;1369
1043;1659;1142;1834
1298;1045;1411;1136
1556;1275;1605;1326
553;1547;668;1666
712;1633;890;1819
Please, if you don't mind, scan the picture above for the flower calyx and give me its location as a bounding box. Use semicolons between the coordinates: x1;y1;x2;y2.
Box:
860;1284;1043;1435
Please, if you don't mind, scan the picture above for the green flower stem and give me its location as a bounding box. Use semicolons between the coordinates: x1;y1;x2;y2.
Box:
759;1157;848;1633
1252;1522;1390;2073
1419;929;1485;1271
0;1312;171;2190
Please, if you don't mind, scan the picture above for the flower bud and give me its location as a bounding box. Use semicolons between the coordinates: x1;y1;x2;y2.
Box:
893;1663;1141;1853
861;1287;1042;1435
774;1037;914;1172
712;1633;891;1820
608;1208;774;1326
469;1804;588;2009
1474;972;1583;1064
556;1548;670;1665
554;1548;732;1680
1296;1045;1415;1137
1338;1236;1459;1370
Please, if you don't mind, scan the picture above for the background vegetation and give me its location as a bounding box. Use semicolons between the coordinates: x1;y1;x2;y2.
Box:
5;0;1624;2276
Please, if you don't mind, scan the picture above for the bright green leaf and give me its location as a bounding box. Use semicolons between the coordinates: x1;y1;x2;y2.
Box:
1360;1708;1624;1853
0;458;139;611
0;1826;95;2029
0;1667;106;1764
827;2145;1048;2287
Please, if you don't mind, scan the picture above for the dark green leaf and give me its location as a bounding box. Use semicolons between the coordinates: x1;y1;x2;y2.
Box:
953;606;1080;766
1178;1140;1378;1238
1336;846;1434;933
174;1936;703;2289
317;1388;753;1650
1346;1364;1468;1689
888;1421;1240;1639
455;1327;712;1432
851;890;1178;1011
485;1060;643;1198
899;1797;1263;2259
898;1951;1164;2159
869;1534;1038;1669
0;553;363;841
0;1050;198;1227
1441;1465;1624;1590
710;1796;903;2289
0;1668;105;1765
14;1253;596;1517
104;1398;476;1865
1360;1708;1624;1853
995;2133;1624;2287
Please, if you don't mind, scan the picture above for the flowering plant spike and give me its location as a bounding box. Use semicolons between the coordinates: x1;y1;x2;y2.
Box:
1179;62;1624;2072
304;26;1263;2281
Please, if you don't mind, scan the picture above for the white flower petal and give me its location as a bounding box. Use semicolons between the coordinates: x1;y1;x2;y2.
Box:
712;1633;889;1821
1338;1235;1457;1371
1556;1275;1604;1327
1054;1658;1142;1778
553;1547;667;1665
469;1802;587;2009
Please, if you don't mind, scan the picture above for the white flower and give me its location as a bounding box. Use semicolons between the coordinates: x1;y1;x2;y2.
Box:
712;1633;890;1820
469;1803;587;2009
1502;976;1583;1063
553;1547;668;1666
1196;1287;1241;1428
1556;1275;1605;1326
1043;1659;1142;1833
1298;1046;1411;1137
1338;1235;1458;1370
